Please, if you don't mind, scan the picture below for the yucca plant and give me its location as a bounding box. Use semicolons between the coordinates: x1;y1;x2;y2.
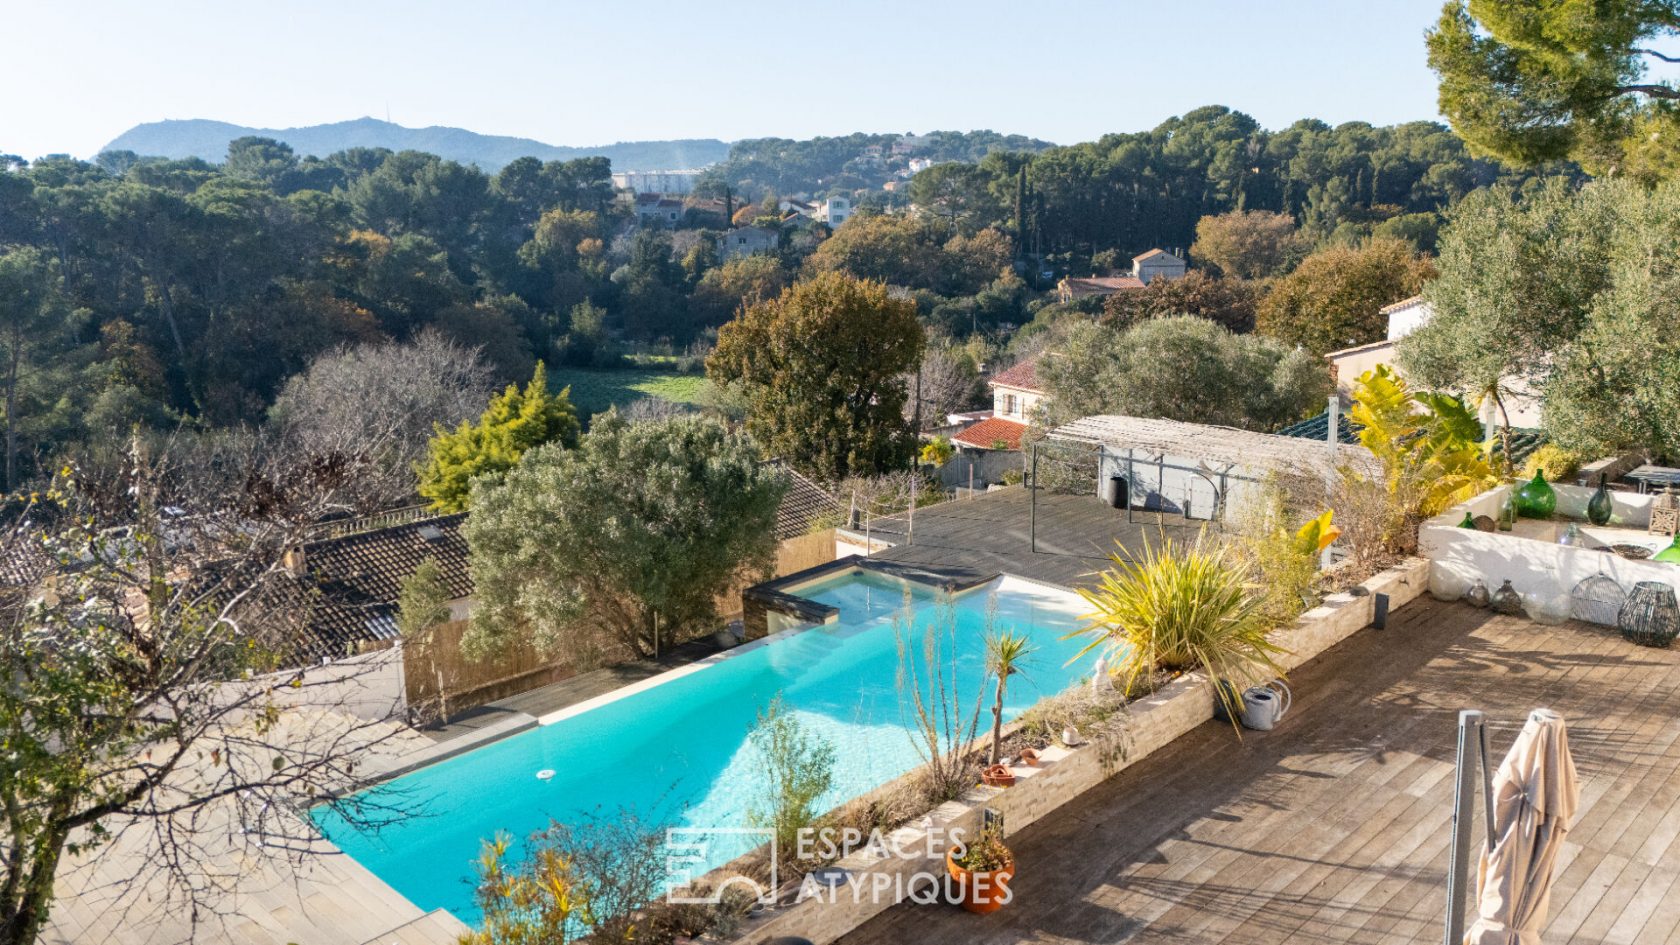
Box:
1068;537;1287;718
984;628;1035;765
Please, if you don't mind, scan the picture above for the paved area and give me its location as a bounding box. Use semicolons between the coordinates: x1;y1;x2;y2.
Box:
839;598;1680;945
852;489;1201;589
44;711;468;945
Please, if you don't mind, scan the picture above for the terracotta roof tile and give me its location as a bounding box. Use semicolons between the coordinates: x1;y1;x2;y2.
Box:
1060;275;1145;298
284;513;470;664
953;417;1028;451
770;463;843;539
990;356;1042;392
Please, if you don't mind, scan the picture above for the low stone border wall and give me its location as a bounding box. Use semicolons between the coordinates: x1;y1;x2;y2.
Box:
726;556;1429;945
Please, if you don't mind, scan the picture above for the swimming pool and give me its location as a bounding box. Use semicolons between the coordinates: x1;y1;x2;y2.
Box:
312;570;1094;922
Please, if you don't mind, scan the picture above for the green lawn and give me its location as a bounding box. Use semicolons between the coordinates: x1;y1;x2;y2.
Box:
548;367;714;417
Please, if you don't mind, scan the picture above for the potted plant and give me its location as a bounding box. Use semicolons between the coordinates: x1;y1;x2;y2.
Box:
946;826;1014;913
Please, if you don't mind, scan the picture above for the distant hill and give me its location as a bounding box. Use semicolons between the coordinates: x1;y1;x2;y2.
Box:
101;117;731;171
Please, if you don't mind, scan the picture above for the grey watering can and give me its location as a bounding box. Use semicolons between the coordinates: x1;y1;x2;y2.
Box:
1240;680;1291;731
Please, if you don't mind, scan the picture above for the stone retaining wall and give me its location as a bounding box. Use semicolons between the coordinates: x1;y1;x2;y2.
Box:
726;556;1429;945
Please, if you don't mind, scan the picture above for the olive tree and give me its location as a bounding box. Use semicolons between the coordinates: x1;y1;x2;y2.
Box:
1404;178;1680;459
1038;316;1331;432
463;413;786;661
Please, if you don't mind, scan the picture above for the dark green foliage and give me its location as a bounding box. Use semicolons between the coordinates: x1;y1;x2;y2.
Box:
464;413;786;660
708;273;924;482
1427;0;1680;181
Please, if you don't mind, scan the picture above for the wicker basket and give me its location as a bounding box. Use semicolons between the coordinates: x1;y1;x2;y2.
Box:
1618;581;1680;648
1570;572;1627;625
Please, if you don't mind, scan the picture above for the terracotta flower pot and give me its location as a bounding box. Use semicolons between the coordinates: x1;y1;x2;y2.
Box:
946;849;1015;914
1019;747;1041;767
981;763;1015;787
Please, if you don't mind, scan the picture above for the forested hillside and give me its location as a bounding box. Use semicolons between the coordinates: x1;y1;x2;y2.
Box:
104;117;731;172
0;105;1577;493
708;106;1577;265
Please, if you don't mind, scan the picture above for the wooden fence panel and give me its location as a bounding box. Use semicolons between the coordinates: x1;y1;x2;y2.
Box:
403;620;573;712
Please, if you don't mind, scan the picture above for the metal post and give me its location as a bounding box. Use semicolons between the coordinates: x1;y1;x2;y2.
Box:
907;471;916;544
1029;444;1039;554
1445;709;1485;945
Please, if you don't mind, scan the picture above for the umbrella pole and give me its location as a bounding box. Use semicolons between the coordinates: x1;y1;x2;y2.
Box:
1445;709;1487;945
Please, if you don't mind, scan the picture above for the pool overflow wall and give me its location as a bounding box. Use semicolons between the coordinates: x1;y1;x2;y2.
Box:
722;557;1430;945
740;555;998;640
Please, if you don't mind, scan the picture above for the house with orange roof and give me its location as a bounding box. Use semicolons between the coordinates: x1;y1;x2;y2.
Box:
950;354;1045;457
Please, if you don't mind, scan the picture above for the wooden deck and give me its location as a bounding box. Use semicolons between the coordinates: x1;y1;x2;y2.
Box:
839;598;1680;945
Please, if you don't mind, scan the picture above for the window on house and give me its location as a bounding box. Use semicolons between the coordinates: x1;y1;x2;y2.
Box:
1004;394;1017;415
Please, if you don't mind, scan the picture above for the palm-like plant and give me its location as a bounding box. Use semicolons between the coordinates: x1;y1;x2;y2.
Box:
1068;538;1286;717
1349;364;1496;517
984;629;1035;765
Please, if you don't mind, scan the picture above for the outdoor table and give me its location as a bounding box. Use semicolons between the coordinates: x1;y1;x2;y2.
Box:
1624;464;1680;494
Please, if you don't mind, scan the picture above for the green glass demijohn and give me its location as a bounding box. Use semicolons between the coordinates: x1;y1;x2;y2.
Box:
1514;470;1557;519
1459;511;1477;529
1655;533;1680;564
1587;474;1613;526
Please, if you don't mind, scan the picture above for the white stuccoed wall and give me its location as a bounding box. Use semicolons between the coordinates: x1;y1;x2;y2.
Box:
1419;484;1677;623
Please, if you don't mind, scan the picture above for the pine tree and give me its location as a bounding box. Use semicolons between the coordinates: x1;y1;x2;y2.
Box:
416;361;580;512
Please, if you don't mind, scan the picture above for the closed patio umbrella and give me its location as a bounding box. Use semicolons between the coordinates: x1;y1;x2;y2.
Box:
1465;708;1580;945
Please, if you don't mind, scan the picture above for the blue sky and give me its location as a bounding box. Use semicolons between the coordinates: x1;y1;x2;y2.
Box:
3;0;1449;160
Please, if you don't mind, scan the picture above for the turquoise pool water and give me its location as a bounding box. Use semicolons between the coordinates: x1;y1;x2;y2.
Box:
312;571;1094;922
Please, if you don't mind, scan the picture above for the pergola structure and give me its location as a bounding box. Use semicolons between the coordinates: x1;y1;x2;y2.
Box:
1026;414;1377;548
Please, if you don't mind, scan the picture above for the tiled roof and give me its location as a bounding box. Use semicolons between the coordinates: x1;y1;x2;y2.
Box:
1497;427;1547;467
1380;295;1424;314
953;417;1028;451
1277;409;1363;445
990;356;1042;392
771;463;844;539
1276;410;1547;467
1133;249;1181;263
1060;275;1145;298
287;513;471;664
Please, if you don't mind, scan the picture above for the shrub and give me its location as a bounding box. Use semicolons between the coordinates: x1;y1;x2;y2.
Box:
1340;365;1497;564
1069;537;1286;716
1228;489;1334;628
1520;443;1588;483
746;695;837;867
920;435;955;467
895;596;986;804
952;826;1012;872
463;808;673;945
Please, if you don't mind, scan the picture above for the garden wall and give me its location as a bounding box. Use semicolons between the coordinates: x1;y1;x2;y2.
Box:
726;556;1429;945
1419;483;1675;624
